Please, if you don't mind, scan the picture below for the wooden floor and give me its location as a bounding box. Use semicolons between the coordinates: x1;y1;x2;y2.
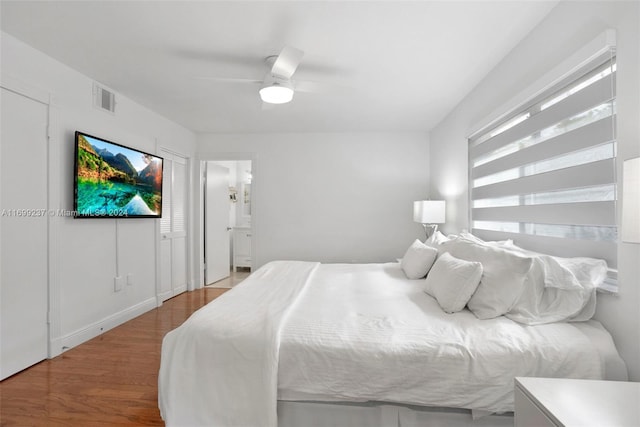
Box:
0;286;231;426
205;268;250;288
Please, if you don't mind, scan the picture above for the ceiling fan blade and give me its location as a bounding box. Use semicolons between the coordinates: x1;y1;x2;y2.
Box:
271;46;304;79
192;76;262;84
294;80;326;93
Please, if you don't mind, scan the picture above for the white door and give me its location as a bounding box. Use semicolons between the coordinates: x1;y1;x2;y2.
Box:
0;87;49;379
204;163;231;284
158;151;188;302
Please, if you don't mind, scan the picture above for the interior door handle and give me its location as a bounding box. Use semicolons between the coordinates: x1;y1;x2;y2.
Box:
227;227;232;231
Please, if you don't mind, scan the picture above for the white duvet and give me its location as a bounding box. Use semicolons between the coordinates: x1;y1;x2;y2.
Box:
159;261;319;427
278;262;603;413
159;261;606;426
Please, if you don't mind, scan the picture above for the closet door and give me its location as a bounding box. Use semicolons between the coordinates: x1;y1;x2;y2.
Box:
158;151;188;301
0;87;49;379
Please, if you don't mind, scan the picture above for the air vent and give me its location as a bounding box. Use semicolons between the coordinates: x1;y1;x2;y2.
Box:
93;83;116;113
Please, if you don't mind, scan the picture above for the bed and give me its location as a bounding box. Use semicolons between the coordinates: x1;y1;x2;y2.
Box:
158;233;627;427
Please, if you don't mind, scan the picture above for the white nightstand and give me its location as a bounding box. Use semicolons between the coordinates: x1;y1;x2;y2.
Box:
515;377;640;427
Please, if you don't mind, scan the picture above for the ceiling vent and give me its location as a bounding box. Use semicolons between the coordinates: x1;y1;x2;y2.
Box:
93;83;116;113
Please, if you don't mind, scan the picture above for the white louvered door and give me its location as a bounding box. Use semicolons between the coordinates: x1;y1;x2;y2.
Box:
158;150;188;301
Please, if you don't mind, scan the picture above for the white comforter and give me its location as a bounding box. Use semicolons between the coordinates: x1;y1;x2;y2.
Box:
159;261;604;426
159;261;319;427
279;263;602;413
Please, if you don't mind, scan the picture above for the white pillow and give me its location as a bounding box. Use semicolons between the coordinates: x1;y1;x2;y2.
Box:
424;252;483;313
503;243;606;324
439;239;533;319
401;239;438;279
505;257;592;325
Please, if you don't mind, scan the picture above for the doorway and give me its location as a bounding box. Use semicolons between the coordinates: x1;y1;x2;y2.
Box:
202;159;253;287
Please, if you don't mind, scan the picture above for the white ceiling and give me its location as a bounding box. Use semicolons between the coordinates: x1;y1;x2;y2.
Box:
0;1;558;134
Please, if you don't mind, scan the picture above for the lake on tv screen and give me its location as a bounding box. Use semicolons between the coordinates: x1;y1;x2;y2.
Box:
76;134;162;216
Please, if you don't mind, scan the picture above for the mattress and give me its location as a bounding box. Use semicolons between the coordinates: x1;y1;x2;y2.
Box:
277;262;626;413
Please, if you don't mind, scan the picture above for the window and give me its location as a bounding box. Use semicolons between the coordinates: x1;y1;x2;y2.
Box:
469;51;617;275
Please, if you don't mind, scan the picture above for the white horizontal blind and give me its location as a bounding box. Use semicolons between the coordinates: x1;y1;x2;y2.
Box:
469;53;617;267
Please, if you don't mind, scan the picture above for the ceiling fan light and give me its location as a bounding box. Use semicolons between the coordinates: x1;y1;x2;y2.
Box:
259;83;294;104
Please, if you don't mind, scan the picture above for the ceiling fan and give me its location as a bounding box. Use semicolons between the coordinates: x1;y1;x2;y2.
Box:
194;45;315;105
259;45;304;104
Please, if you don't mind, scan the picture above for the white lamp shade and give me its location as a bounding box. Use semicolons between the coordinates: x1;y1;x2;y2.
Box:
413;200;446;224
622;157;640;243
259;84;294;104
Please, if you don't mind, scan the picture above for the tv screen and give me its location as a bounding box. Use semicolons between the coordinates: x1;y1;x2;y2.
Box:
74;131;163;218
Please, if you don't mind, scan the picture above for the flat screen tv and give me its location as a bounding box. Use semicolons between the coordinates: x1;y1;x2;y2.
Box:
74;131;163;218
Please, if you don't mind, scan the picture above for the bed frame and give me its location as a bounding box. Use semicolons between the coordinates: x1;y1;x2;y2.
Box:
278;400;514;427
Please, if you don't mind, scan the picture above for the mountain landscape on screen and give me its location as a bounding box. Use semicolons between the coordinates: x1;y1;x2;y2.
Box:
75;133;163;217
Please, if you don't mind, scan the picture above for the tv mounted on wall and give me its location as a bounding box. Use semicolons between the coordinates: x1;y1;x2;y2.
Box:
74;131;163;218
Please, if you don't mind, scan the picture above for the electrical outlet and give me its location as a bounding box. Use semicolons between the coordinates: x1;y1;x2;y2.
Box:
127;273;134;286
114;276;123;292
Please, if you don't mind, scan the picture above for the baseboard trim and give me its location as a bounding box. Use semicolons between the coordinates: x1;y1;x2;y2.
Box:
174;284;188;295
52;297;157;356
157;290;172;306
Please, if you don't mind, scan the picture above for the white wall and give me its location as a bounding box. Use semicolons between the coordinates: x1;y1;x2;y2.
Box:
428;2;640;380
198;132;429;269
1;32;197;355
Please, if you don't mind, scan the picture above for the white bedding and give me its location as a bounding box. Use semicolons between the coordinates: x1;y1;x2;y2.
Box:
278;262;610;413
159;261;319;427
159;260;624;427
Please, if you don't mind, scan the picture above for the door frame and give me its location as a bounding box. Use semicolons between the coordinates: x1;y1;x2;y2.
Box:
194;152;256;289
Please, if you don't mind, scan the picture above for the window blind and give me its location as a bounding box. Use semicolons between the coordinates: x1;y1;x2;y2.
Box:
469;54;617;268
